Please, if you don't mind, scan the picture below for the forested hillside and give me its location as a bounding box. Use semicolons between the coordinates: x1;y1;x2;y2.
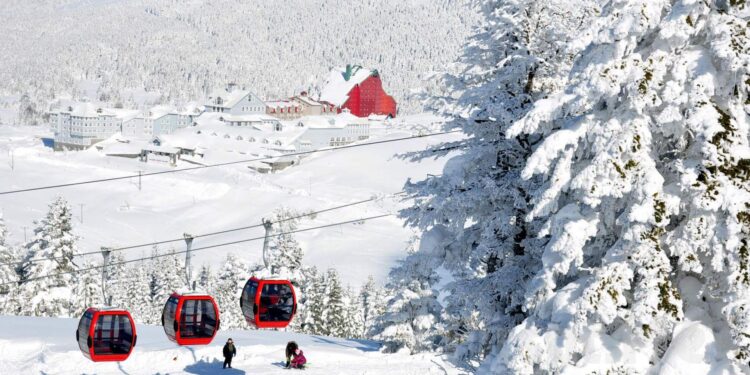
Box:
0;0;475;124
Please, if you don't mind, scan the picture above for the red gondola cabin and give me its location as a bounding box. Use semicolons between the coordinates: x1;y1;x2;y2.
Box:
76;307;137;362
161;292;220;345
240;277;297;329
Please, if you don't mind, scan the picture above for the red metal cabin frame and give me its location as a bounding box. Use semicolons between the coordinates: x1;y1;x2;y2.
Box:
77;308;137;362
162;293;220;346
241;277;297;329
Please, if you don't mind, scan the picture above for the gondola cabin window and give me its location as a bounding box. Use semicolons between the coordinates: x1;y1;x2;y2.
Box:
163;296;179;337
93;314;134;355
77;310;93;353
180;299;218;338
259;283;294;322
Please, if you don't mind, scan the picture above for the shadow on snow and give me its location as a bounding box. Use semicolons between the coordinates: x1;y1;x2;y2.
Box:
183;358;246;375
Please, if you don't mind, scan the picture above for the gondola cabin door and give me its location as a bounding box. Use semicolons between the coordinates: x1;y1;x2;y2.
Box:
76;308;137;362
240;277;297;329
162;292;220;345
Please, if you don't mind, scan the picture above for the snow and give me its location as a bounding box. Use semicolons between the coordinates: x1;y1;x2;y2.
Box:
0;119;462;287
0;314;461;374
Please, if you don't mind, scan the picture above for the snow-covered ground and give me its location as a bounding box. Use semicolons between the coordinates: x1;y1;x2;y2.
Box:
0;117;459;286
0;315;463;374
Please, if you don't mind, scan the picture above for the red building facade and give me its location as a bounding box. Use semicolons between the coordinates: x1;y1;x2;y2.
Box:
341;73;397;118
320;65;398;118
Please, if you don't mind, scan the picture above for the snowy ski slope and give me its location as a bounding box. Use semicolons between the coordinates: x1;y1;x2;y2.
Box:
0;314;463;374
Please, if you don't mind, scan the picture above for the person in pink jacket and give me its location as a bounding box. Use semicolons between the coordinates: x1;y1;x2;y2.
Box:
285;341;307;369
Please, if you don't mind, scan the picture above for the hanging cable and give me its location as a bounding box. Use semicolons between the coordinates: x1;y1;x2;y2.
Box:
1;213;393;287
0;130;462;196
0;192;406;268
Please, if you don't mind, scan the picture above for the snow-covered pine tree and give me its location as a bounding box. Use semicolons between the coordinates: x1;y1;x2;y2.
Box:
324;268;347;338
360;275;387;338
0;210;18;296
298;266;326;335
408;0;750;372
343;286;364;339
215;253;250;329
195;264;216;293
17;196;81;317
372;229;446;353
266;207;306;280
106;252;128;307
148;247;186;323
74;261;103;315
123;260;153;323
485;1;750;372
401;0;602;368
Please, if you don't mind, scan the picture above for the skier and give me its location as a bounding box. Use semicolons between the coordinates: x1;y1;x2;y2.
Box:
222;338;237;369
284;341;307;369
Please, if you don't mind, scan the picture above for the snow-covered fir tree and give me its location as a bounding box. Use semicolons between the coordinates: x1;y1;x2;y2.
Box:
0;211;18;296
74;261;103;316
215;253;250;330
147;247;186;324
195;264;216;293
372;229;446;353
123;261;153;323
343;286;365;339
323;268;348;338
106;252;128;307
265;207;306;280
404;0;750;372
298;266;326;335
359;275;387;338
17;196;81;317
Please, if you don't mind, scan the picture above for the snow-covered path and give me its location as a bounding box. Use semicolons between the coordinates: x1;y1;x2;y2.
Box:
0;315;461;374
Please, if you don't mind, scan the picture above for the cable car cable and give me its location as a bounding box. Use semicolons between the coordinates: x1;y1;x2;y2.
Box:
0;213;393;287
0;192;405;267
0;130;462;196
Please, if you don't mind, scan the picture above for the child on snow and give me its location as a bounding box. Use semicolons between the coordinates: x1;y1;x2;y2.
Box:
285;341;307;369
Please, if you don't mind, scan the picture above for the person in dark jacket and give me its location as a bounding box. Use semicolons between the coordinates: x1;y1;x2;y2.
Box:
222;338;237;369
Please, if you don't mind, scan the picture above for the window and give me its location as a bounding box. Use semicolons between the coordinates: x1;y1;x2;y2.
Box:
180;299;217;338
258;284;294;322
77;311;93;353
92;314;134;355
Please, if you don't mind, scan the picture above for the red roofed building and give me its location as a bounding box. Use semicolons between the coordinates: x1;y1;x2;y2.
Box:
320;65;397;118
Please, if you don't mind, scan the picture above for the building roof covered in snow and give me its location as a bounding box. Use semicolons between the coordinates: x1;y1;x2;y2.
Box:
299;112;370;129
55;103;140;121
319;65;376;107
206;86;259;109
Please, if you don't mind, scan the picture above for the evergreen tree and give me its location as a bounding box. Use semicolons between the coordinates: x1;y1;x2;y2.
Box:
266;207;306;280
195;264;216;293
215;253;250;329
372;230;445;353
123;261;152;323
359;275;386;338
74;261;103;316
298;266;326;335
0;211;18;296
343;286;364;339
148;247;185;324
106;252;128;307
325;268;347;338
17;196;80;317
406;0;750;372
